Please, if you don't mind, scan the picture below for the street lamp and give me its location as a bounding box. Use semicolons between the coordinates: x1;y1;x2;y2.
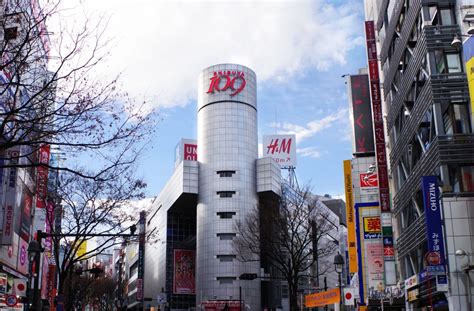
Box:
456;249;474;310
334;253;344;311
27;240;44;311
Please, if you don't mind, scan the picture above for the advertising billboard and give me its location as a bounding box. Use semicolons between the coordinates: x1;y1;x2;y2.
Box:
365;21;390;213
262;134;297;168
365;243;384;291
19;191;32;241
421;176;446;274
36;145;50;209
360;173;378;195
173;249;196;294
349;74;375;154
2;148;20;245
174;139;197;167
363;217;381;239
305;288;340;307
343;160;357;273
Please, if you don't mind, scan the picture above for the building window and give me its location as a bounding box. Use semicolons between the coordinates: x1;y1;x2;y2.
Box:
217;233;236;240
217;212;236;219
443;103;471;134
217;255;236;262
217;191;236;198
4;27;18;40
435;50;462;74
448;165;474;192
216;277;236;284
217;170;236;177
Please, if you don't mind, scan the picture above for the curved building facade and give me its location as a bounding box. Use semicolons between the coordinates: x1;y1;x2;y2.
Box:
196;64;260;309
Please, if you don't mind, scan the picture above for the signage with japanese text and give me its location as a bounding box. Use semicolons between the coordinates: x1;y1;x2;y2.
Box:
363;217;381;239
421;176;446;274
36;145;51;208
305;288;340;307
343;160;357;273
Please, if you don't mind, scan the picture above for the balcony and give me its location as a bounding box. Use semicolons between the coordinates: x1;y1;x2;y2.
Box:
396;213;426;259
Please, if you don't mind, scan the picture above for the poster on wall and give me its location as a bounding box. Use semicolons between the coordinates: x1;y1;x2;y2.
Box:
366;243;384;292
173;249;196;294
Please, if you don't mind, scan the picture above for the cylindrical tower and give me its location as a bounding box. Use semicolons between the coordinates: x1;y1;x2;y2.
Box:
197;64;260;310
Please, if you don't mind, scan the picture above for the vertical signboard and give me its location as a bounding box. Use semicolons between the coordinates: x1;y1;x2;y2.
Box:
365;243;384;292
173;249;196;294
365;21;390;213
36;145;50;208
262;134;297;168
343;160;357;273
365;20;395;285
136;211;146;302
421;176;446;274
349;74;375;154
463;36;474;124
2;148;20;245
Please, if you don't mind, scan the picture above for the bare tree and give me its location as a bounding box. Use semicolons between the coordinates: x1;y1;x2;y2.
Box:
234;185;339;311
0;0;157;181
45;165;149;310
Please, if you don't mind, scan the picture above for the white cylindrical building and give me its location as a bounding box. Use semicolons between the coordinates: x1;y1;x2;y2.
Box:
197;64;260;310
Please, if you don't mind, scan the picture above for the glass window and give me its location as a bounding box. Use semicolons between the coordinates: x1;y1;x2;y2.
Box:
440;8;454;25
449;165;474;192
217;191;236;198
217;277;236;284
217;233;236;240
446;53;462;73
435;50;446;73
443;103;471;134
217;212;236;219
217;170;236;177
217;255;236;262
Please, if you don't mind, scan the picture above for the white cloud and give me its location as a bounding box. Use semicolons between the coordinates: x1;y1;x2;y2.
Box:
50;0;362;109
297;147;322;159
270;108;348;143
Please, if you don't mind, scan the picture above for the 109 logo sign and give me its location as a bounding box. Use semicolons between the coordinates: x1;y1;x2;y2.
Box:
207;70;246;97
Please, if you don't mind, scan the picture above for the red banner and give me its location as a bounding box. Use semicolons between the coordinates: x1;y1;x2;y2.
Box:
173;249;195;294
36;145;50;208
365;21;390;213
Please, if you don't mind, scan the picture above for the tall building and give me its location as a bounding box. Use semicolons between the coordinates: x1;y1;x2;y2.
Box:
143;64;344;311
364;0;474;309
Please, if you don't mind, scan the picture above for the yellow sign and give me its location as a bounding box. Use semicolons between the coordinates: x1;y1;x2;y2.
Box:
363;217;381;234
465;40;474;124
75;240;87;259
407;289;419;302
343;160;357;273
305;288;340;308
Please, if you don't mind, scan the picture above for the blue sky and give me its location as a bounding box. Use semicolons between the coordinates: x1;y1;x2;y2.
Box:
57;0;369;198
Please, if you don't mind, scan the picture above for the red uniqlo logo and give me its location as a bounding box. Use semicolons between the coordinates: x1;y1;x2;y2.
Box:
183;144;197;161
360;173;378;187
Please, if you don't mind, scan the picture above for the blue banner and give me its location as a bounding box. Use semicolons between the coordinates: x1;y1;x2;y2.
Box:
421;176;446;273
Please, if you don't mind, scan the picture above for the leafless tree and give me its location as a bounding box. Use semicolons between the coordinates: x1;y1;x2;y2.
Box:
45;166;149;310
234;185;339;311
0;0;157;181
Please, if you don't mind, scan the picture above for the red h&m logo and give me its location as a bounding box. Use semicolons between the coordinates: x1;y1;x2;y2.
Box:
266;138;292;155
207;71;246;97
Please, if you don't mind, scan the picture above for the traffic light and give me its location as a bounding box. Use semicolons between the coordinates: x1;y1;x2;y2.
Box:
239;273;258;280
